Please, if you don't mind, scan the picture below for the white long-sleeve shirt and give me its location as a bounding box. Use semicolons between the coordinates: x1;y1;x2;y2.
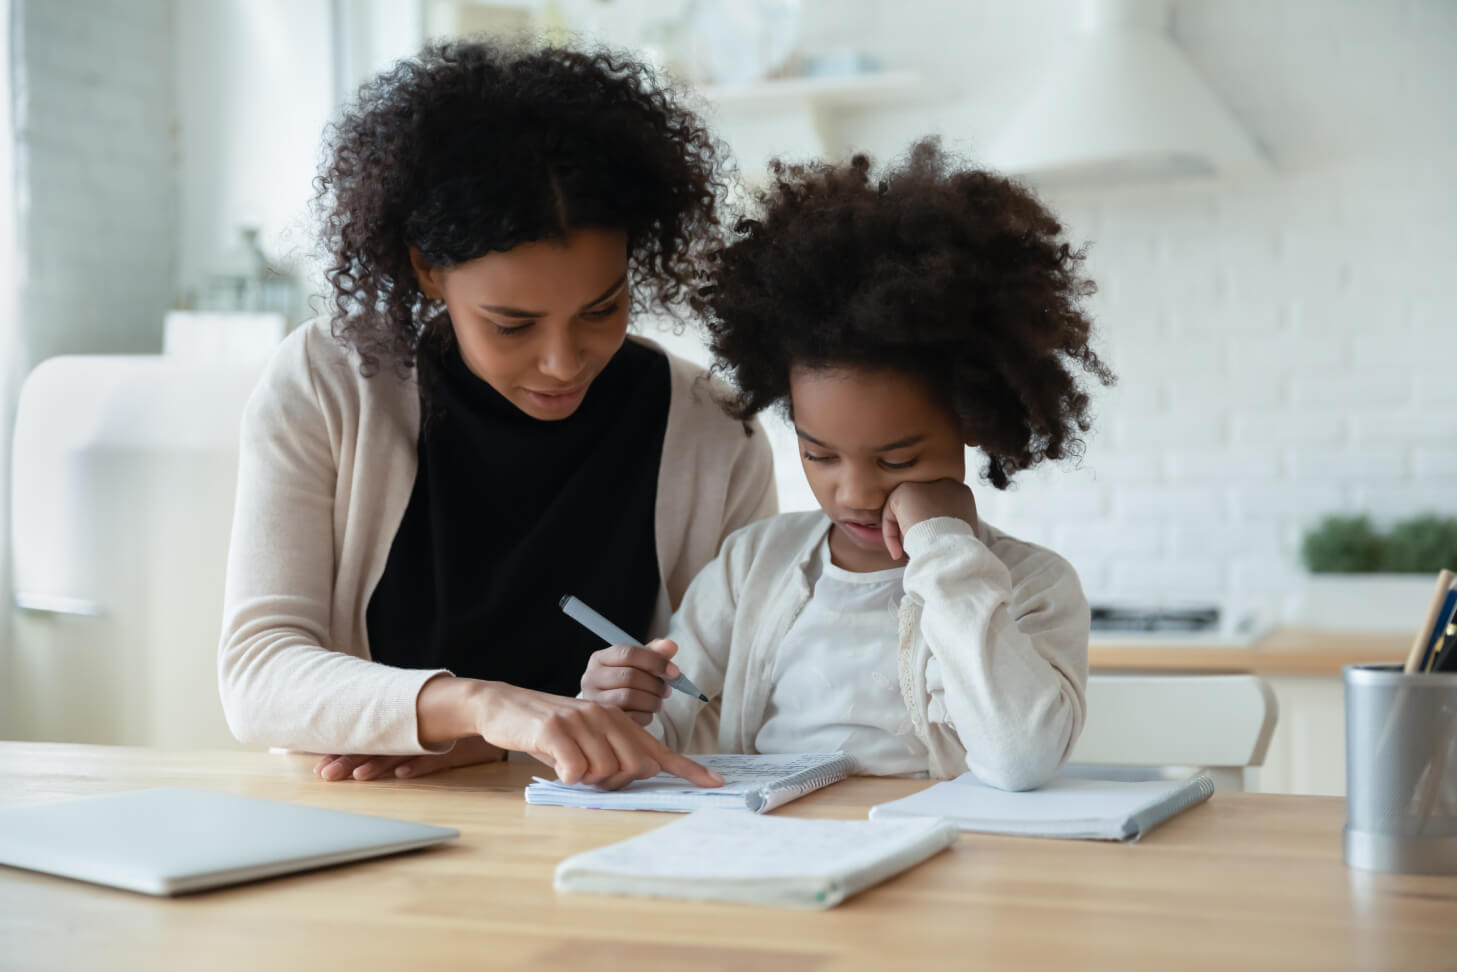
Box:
653;511;1090;790
754;537;928;775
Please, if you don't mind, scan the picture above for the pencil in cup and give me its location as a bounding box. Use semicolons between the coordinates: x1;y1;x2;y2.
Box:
1369;570;1457;827
1406;570;1455;674
1346;664;1457;850
1427;595;1457;674
1378;570;1456;751
1410;573;1457;832
558;595;709;702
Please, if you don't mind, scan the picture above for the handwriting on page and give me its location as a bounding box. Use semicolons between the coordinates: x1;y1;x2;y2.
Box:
548;753;845;796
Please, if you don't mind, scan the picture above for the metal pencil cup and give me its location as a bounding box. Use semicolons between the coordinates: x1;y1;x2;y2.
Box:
1344;664;1457;874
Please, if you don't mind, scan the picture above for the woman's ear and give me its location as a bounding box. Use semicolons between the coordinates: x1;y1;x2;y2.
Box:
409;247;445;301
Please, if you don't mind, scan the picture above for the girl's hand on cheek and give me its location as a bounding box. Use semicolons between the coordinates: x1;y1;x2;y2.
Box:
881;479;979;560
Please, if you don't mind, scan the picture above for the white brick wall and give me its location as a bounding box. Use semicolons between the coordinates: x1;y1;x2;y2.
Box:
985;147;1457;608
3;0;176;724
11;0;176;363
1;0;15;734
657;0;1457;614
8;0;1454;623
173;0;334;312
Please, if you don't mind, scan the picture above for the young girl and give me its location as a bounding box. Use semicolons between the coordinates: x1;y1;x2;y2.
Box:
218;40;775;790
582;139;1114;790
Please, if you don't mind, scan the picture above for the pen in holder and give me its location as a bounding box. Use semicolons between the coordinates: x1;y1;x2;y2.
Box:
1344;663;1457;874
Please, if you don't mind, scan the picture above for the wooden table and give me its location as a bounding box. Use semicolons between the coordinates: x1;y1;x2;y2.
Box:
1089;628;1411;676
2;743;1454;971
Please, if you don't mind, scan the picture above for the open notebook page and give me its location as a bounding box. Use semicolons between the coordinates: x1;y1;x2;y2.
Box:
869;772;1215;841
526;752;857;813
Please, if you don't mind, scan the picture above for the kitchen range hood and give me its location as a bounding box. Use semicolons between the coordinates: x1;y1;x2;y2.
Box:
990;0;1266;188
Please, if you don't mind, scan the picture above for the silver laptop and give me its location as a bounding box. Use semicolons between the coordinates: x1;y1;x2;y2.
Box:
0;787;459;896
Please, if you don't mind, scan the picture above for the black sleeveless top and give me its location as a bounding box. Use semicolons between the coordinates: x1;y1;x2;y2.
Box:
366;339;669;697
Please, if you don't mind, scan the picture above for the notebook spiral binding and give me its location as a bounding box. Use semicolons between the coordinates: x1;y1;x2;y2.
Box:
1124;773;1215;841
746;753;860;813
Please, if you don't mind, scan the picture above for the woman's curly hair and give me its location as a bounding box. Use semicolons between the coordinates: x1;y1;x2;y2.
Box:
315;39;725;378
699;138;1115;489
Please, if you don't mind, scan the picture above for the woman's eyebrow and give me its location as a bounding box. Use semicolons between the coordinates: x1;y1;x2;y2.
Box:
478;274;628;318
582;275;628;307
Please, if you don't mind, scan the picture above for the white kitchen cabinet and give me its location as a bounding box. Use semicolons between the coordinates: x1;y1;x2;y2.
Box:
1255;675;1349;796
1089;630;1410;797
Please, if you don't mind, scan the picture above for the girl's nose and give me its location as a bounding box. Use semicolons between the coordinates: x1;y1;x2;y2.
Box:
837;468;883;515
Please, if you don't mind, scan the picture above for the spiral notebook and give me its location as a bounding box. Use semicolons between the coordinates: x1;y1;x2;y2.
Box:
868;771;1215;842
555;810;958;909
525;752;858;814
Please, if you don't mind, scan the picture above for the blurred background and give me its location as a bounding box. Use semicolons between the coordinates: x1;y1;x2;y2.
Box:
1;1;1454;794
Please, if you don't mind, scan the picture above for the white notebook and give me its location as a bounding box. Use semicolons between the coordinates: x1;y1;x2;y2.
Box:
0;787;459;896
525;752;857;813
555;810;958;909
869;771;1215;841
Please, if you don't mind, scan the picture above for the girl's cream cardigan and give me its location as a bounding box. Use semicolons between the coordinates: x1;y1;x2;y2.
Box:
654;511;1090;790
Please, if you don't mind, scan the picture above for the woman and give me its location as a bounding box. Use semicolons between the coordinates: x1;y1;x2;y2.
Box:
218;40;774;790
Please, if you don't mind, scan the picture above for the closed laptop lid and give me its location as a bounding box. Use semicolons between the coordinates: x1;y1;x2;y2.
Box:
0;787;459;895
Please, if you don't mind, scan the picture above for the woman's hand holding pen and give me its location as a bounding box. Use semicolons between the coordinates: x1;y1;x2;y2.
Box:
580;638;681;726
880;479;979;561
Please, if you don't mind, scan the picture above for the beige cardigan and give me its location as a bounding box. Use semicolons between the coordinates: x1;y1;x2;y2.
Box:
654;511;1090;790
218;320;776;754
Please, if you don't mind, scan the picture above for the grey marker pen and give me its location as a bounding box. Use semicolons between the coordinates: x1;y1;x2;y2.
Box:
559;594;709;702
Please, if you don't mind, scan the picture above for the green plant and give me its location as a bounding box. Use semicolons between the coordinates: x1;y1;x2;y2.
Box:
1300;515;1385;573
1382;515;1457;572
1301;513;1457;573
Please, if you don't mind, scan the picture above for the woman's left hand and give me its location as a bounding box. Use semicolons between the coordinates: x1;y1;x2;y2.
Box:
314;734;506;782
881;479;979;561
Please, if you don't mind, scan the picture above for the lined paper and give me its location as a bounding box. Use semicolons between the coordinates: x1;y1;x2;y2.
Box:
526;752;857;813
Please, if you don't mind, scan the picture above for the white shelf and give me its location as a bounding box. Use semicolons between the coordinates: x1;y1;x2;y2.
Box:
700;70;928;112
